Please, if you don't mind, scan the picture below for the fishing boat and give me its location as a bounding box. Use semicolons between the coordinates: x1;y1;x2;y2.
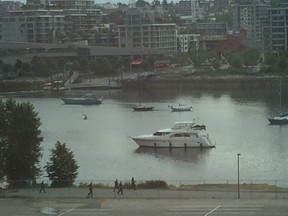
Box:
131;121;215;148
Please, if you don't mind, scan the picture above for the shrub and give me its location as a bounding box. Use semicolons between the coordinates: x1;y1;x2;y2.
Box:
137;180;168;189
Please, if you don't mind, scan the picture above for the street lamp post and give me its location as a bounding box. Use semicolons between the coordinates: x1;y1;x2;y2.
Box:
237;153;241;199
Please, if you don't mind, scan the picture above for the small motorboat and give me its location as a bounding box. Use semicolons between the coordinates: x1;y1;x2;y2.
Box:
61;94;103;105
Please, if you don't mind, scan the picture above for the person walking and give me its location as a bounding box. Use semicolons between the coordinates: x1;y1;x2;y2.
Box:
118;181;124;195
131;177;136;190
87;182;93;198
39;181;46;193
113;179;119;192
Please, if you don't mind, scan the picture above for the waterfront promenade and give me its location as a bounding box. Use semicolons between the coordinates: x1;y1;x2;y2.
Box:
1;186;287;200
1;187;288;216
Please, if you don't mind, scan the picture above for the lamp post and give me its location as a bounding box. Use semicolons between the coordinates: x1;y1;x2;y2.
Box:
237;153;241;199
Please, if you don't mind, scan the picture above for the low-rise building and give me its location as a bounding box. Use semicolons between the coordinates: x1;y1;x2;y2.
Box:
177;34;200;53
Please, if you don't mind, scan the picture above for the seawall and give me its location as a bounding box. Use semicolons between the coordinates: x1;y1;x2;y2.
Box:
122;75;285;90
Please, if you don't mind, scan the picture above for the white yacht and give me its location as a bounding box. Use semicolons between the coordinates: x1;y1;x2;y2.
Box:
131;121;215;148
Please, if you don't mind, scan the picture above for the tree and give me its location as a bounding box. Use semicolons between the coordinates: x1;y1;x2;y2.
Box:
45;141;79;187
242;49;260;66
161;0;168;9
0;99;43;187
229;53;243;69
0;100;6;179
31;57;51;77
21;62;32;74
277;55;287;72
135;0;149;7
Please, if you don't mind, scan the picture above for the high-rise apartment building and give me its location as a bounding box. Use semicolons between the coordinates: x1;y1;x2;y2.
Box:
231;0;269;48
0;0;102;43
1;9;65;43
118;7;177;56
263;7;288;52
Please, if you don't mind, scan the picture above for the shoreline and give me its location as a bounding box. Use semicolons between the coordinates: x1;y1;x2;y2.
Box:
0;74;285;93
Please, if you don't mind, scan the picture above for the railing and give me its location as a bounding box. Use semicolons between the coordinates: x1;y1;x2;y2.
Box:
1;179;288;199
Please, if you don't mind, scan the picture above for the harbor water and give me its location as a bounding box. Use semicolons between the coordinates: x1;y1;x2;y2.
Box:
3;88;288;184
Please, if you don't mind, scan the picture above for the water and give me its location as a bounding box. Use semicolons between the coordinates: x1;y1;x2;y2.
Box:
4;88;288;183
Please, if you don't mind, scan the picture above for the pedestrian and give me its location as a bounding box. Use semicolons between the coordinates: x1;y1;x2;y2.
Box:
113;179;119;192
39;181;46;193
118;181;124;195
131;177;136;190
87;182;93;198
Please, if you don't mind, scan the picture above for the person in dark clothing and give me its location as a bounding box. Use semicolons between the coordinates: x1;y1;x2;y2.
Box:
118;181;124;195
88;182;93;197
113;179;119;192
39;181;46;193
131;177;136;190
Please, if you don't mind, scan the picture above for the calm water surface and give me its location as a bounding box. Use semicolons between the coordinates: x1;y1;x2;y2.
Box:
6;88;288;184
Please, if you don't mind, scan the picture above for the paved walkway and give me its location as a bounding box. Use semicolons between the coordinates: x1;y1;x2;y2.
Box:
1;187;287;200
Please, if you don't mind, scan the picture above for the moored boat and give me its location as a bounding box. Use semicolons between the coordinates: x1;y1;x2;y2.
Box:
43;81;66;91
267;113;288;125
267;77;288;125
61;94;103;105
131;121;214;148
133;104;154;112
169;104;193;112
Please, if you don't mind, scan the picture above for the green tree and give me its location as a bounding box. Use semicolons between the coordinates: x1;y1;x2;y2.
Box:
242;49;260;66
0;100;6;179
46;141;79;187
135;0;149;7
0;99;43;187
31;57;50;77
2;63;12;73
277;55;287;72
101;57;114;75
161;0;168;9
14;59;22;72
229;53;243;68
21;62;32;74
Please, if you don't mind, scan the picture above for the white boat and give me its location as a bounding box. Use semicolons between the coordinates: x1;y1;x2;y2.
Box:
131;121;215;148
169;82;193;112
43;81;66;91
169;104;193;112
267;77;288;125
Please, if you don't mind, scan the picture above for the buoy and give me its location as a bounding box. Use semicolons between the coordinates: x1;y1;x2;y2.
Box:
82;114;87;120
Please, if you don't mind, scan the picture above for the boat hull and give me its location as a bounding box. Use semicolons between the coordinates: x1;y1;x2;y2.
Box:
132;137;214;148
169;105;192;112
61;98;102;105
268;118;288;125
133;106;154;111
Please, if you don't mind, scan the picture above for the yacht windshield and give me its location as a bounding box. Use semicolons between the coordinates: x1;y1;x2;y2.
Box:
153;132;170;136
